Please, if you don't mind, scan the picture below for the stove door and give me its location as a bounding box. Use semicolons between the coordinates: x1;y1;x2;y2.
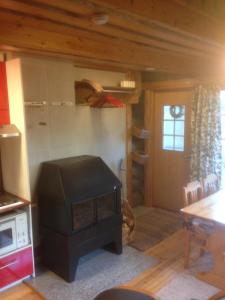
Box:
0;220;17;256
97;193;116;221
72;192;117;232
72;200;95;231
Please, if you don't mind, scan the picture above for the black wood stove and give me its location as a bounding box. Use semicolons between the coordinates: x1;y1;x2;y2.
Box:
37;155;122;282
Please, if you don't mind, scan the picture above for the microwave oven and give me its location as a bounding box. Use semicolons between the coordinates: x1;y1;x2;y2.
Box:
0;210;29;256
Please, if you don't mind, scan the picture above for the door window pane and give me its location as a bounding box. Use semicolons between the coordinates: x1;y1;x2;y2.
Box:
163;106;173;120
163;121;174;135
175;107;185;120
163;136;174;150
175;121;185;136
175;136;184;151
162;105;185;152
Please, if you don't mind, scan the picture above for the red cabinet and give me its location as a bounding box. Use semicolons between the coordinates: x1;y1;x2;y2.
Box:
0;246;33;288
0;62;10;125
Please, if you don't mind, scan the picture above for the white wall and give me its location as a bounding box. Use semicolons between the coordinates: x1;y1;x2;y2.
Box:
21;57;126;200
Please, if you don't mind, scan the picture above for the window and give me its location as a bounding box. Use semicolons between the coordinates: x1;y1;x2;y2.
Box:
220;91;225;187
162;105;185;151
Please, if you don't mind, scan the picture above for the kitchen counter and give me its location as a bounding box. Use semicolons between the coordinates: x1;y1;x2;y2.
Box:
0;193;29;214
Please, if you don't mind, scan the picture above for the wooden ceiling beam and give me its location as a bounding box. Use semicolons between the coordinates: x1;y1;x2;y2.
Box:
89;0;225;47
4;0;223;57
0;13;220;75
3;45;142;72
0;0;209;58
175;0;225;22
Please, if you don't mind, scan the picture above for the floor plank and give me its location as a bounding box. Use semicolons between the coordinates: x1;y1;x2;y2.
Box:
0;283;44;300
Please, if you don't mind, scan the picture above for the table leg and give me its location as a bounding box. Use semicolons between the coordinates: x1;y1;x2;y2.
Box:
197;224;225;289
184;225;192;268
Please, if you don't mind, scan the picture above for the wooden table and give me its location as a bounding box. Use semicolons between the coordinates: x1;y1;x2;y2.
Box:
181;189;225;290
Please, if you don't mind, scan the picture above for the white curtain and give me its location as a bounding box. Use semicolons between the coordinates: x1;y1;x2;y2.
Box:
190;85;222;184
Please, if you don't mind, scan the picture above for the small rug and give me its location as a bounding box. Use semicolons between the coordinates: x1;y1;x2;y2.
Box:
156;253;221;300
156;272;220;300
130;207;182;251
28;246;157;300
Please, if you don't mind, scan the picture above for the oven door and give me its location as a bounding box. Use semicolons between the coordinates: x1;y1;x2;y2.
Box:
0;220;17;256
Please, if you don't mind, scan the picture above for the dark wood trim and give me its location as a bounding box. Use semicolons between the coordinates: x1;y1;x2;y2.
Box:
143;79;197;91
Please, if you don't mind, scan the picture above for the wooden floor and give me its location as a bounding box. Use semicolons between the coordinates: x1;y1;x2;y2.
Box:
0;209;204;299
1;229;186;300
0;283;44;300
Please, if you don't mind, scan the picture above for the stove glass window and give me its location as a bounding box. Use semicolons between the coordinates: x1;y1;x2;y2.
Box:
97;193;115;220
72;200;95;231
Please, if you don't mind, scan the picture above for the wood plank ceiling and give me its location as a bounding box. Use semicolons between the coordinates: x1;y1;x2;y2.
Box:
1;0;225;76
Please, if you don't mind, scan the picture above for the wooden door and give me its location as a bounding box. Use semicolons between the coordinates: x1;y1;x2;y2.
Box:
152;90;192;211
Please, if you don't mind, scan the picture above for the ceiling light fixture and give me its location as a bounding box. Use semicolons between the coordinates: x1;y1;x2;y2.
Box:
91;13;109;25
